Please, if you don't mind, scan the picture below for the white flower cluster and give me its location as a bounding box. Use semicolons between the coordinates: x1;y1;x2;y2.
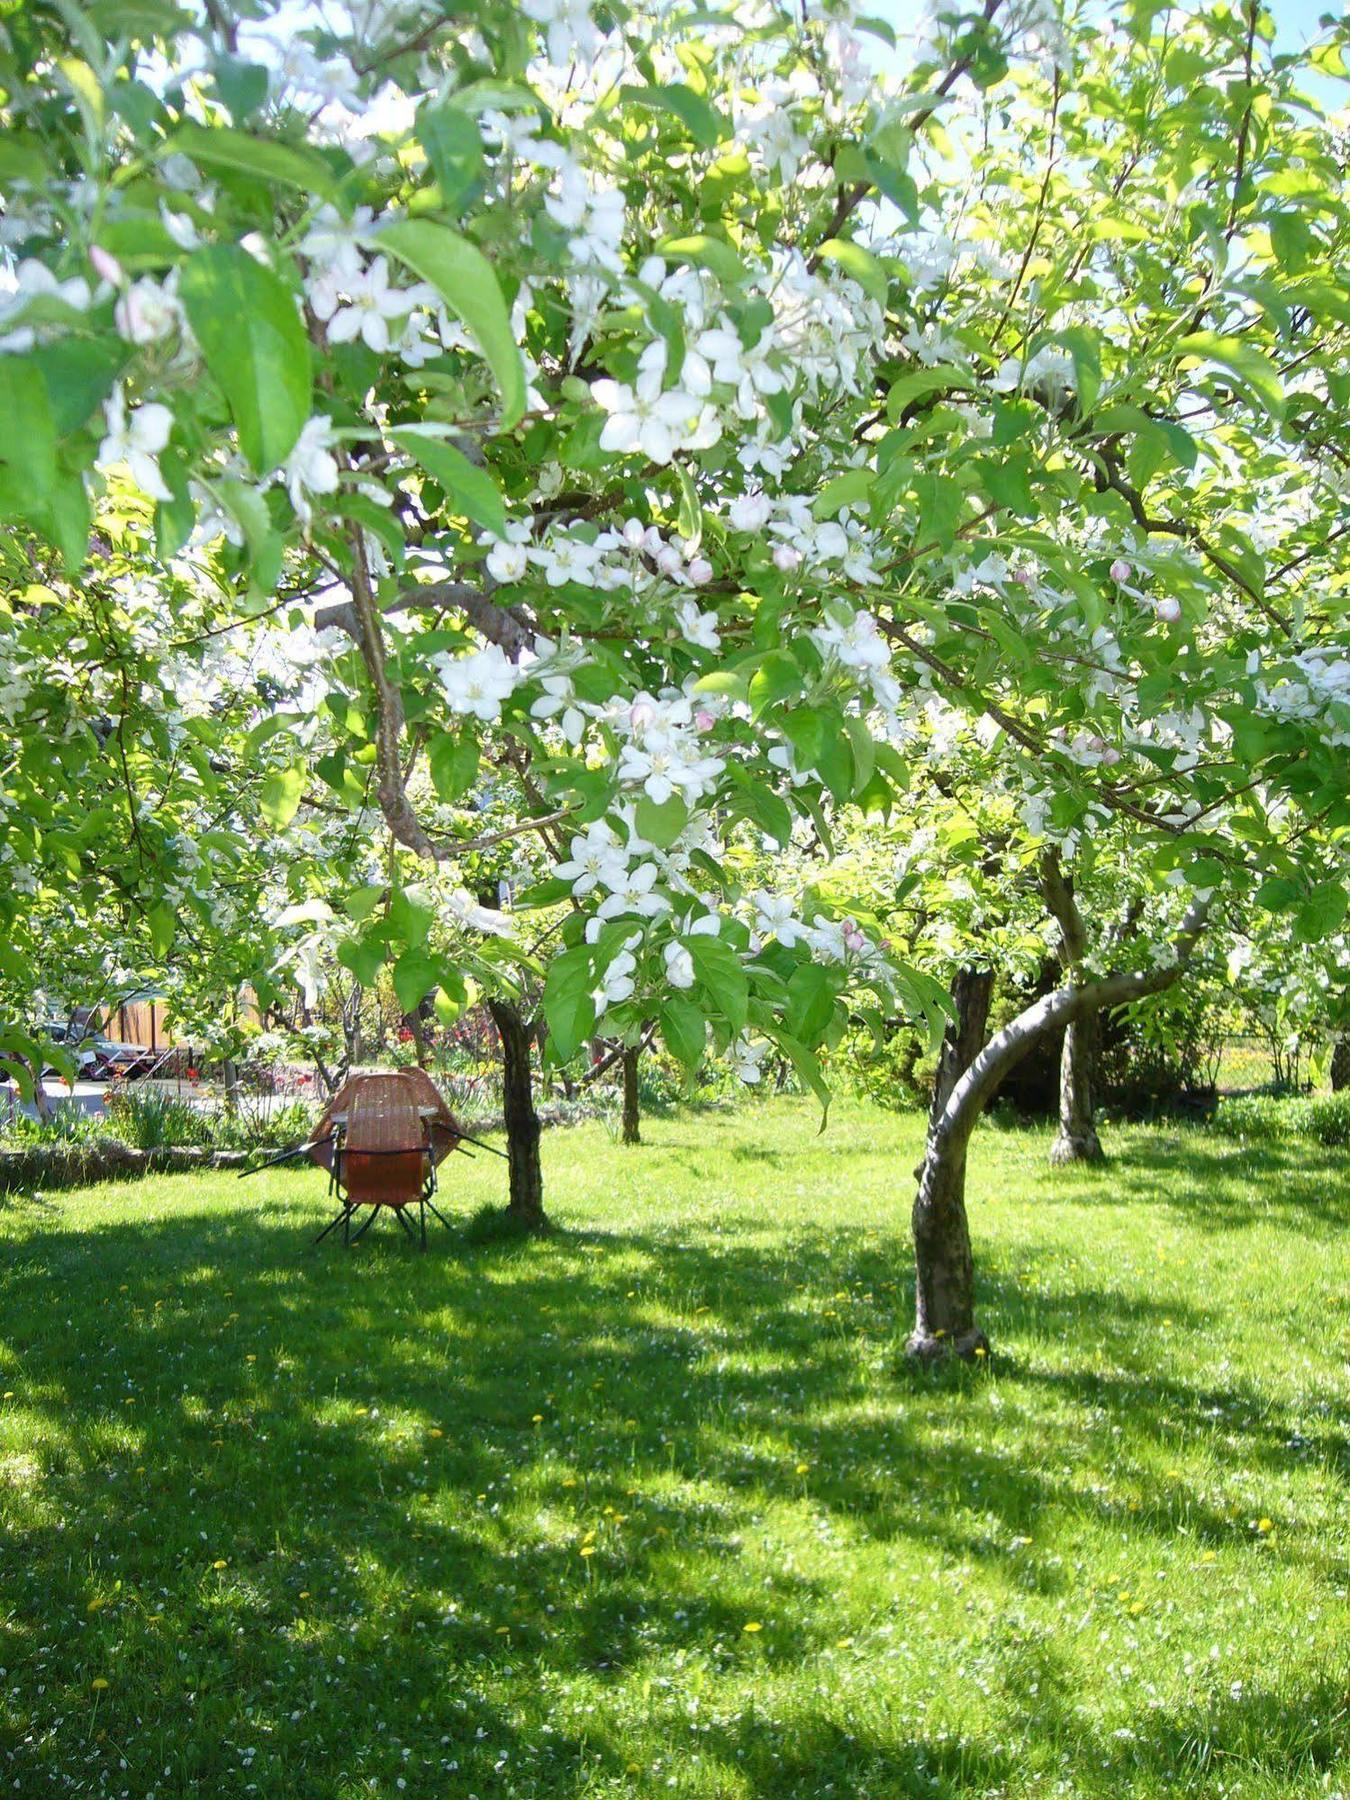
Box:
1253;647;1350;748
0;260;99;353
810;608;900;712
613;690;725;807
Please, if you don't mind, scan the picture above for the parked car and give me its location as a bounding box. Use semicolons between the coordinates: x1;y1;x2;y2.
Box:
40;1024;159;1081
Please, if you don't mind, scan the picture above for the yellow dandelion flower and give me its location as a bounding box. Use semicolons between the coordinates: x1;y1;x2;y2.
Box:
532;1414;543;1424
835;1636;854;1649
1129;1602;1145;1616
579;1545;596;1558
2;1391;13;1400
212;1559;227;1570
795;1462;810;1475
495;1626;510;1635
428;1428;443;1439
298;1591;311;1600
562;1477;578;1488
91;1679;109;1691
626;1763;642;1776
742;1621;763;1634
1257;1517;1273;1533
1200;1551;1216;1564
87;1598;105;1614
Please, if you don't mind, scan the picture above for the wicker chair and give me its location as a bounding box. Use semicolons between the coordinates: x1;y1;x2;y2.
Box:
316;1072;451;1249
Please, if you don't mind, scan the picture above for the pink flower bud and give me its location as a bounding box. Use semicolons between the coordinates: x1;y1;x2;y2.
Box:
694;708;715;732
629;699;656;731
1155;596;1182;624
90;245;124;285
686;556;713;586
655;545;682;575
622;518;646;549
1101;746;1122;766
1013;568;1035;588
772;544;802;573
1109;558;1131;584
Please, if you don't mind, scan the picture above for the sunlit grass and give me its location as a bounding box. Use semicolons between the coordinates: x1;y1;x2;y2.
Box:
1;1099;1346;1797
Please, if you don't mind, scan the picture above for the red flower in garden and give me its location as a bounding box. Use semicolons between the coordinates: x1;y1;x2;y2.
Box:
398;1027;413;1042
186;1068;199;1082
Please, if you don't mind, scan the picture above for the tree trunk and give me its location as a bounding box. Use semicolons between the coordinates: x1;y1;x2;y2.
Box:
1331;1037;1349;1093
1050;1012;1104;1164
909;967;993;1361
906;897;1211;1360
621;1045;641;1145
487;997;547;1231
1042;849;1104;1166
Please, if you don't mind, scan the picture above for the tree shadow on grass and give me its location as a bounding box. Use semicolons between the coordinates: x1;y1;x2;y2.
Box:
0;1160;1343;1797
1017;1130;1349;1234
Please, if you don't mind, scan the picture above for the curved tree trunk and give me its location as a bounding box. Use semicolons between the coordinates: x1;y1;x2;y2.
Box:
487;997;547;1231
1042;850;1104;1165
621;1045;641;1145
1331;1037;1350;1093
1051;1012;1104;1165
908;967;993;1361
907;897;1211;1360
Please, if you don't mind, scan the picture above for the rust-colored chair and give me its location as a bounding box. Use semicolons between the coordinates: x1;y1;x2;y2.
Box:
316;1072;452;1249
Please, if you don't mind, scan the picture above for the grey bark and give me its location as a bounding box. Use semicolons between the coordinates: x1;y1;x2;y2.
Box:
621;1045;641;1146
487;997;547;1230
907;896;1211;1360
908;967;994;1361
1042;850;1104;1165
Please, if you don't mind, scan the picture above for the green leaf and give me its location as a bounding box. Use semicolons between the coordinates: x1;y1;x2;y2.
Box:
660;995;706;1071
390;429;505;535
543;948;597;1062
763;1024;831;1126
392;949;438;1012
656;234;747;287
685;935;748;1032
635;792;689;849
621;83;726;148
0;361;56;515
1295;883;1347;942
31;337;124;435
675;463;702;552
160;122;337;197
371;219;525;429
337;935;385;988
749;651;805;717
1047;325;1102;414
179;246;312;473
885;366;974;421
416;101;484;209
816;238;889;307
147;902;176;959
259;767;304;829
784;963;840;1046
389;888;435;950
428;730;480;801
1177;331;1285;420
814;467;874;519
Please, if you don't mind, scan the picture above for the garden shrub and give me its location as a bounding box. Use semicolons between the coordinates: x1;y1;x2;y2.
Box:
1211;1091;1350;1148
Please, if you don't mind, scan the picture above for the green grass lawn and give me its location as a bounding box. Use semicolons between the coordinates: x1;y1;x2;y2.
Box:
1;1100;1346;1799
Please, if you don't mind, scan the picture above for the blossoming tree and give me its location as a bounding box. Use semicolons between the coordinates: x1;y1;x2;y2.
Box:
1;0;1346;1349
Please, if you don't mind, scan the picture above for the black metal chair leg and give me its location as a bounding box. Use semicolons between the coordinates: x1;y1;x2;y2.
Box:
419;1198;427;1249
424;1197;452;1231
393;1205;417;1241
314;1208;351;1246
349;1204;380;1243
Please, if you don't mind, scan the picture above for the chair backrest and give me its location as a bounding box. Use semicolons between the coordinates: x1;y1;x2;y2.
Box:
340;1076;427;1206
